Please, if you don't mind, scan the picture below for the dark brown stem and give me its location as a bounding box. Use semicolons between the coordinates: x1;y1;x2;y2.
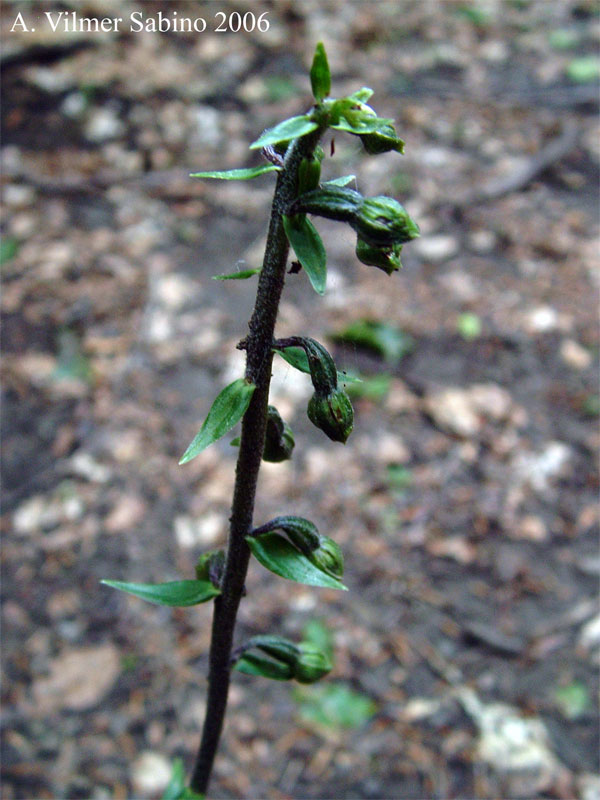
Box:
190;129;322;795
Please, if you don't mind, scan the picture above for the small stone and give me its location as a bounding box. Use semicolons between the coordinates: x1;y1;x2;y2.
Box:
578;774;600;800
579;614;600;651
174;512;224;548
512;441;572;493
524;306;560;333
402;697;442;721
425;388;481;437
105;495;146;533
514;515;548;542
156;273;200;311
427;536;476;563
414;234;459;262
33;644;120;712
61;92;87;118
468;229;497;253
14;495;60;534
3;184;35;208
85;107;125;142
131;751;172;795
469;383;512;421
439;269;479;301
69;451;112;483
188;105;221;149
560;339;592;370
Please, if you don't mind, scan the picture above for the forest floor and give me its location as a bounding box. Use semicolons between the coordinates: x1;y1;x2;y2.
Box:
1;1;599;798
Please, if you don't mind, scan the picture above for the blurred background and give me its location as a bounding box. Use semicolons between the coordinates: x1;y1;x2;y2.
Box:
1;1;599;798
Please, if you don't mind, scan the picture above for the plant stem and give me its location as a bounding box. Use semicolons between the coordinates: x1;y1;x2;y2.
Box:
190;129;322;795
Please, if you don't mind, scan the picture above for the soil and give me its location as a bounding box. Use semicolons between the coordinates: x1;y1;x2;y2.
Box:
1;1;599;799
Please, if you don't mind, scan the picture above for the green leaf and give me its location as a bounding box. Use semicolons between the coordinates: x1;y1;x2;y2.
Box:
274;346;361;384
53;329;93;385
302;619;334;661
332;115;395;135
554;681;590;719
162;759;203;800
246;532;347;590
332;320;414;364
234;651;294;681
0;237;19;265
179;378;256;464
457;312;482;340
294;683;377;730
310;42;331;101
250;115;319;150
212;267;261;281
282;214;326;295
323;175;356;187
566;56;600;83
101;579;220;607
190;165;280;180
347;87;374;104
346;372;391;402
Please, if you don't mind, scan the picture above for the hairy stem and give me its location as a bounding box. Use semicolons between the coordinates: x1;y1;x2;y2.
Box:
190;129;322;795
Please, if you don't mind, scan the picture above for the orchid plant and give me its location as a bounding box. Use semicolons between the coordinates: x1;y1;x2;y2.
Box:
103;43;419;798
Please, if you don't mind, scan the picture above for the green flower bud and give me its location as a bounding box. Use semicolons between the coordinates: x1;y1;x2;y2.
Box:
307;388;354;444
195;549;225;588
250;634;301;666
235;651;294;681
290;185;363;224
301;337;339;396
293;643;332;684
263;406;295;462
359;124;405;155
352;196;420;247
355;237;403;275
253;515;321;553
298;148;324;195
307;536;344;578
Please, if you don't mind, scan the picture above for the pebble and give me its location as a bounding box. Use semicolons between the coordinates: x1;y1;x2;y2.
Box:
439;269;479;302
523;305;569;334
560;338;592;370
3;184;35;208
105;494;147;533
131;751;172;795
511;441;572;493
425;383;512;438
85;107;126;143
468;229;497;254
414;234;459;262
579;614;600;651
514;515;548;542
33;644;121;712
174;512;225;548
68;451;112;483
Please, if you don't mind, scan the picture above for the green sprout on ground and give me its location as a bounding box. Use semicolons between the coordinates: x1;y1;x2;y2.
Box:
102;42;418;798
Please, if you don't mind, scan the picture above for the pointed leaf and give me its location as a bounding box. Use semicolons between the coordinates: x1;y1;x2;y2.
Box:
161;759;188;800
274;346;361;383
323;175;356;187
212;267;261;280
234;651;294;681
250;115;319;150
347;87;374;103
101;579;220;606
246;532;347;590
179;378;256;464
282;215;326;295
190;165;280;179
331;115;395;135
310;42;331;101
